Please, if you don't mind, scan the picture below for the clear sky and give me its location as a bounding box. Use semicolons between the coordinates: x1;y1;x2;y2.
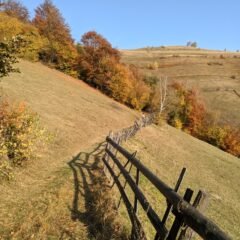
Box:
21;0;240;51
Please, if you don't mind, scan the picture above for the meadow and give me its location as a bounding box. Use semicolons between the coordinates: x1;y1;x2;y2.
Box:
121;46;240;126
0;57;239;239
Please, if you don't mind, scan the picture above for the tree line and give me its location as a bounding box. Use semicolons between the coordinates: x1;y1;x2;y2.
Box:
0;0;161;111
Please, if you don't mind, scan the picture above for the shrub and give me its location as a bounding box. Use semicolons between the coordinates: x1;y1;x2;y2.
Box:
128;65;151;110
201;125;240;157
223;127;240;157
144;75;159;87
0;34;26;77
0;101;49;166
168;82;206;135
147;61;159;70
130;78;150;110
202;125;227;148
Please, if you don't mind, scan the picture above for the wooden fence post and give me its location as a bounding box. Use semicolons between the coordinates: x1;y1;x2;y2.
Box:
162;168;186;225
134;167;140;214
154;169;187;240
117;151;137;209
178;190;209;240
166;188;194;240
103;131;111;180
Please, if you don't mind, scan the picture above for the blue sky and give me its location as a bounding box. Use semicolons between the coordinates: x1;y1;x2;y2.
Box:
21;0;240;51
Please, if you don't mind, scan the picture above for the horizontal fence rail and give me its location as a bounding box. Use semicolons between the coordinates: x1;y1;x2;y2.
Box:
104;136;231;240
106;148;168;238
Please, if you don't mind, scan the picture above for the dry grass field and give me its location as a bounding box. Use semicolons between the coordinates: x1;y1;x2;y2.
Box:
120;124;240;239
121;47;240;126
0;59;239;239
0;60;138;239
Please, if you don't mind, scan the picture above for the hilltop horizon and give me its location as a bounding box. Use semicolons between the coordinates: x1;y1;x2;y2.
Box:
120;45;240;52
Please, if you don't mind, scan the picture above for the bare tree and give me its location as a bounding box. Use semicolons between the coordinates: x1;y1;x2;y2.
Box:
158;76;168;114
108;76;168;144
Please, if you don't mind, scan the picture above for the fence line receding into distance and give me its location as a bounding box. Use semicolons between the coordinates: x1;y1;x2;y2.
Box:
102;114;231;240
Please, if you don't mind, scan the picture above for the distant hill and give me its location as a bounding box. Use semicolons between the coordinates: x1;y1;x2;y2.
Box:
121;47;240;126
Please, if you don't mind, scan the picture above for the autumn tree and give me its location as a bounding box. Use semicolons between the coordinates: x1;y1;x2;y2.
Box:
78;31;151;110
0;35;26;78
78;31;120;89
0;0;29;22
143;75;168;115
167;82;240;157
168;82;205;134
108;63;134;104
33;0;77;75
0;12;45;61
127;65;151;110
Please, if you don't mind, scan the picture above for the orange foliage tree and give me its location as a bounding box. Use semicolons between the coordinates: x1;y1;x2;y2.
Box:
168;82;206;135
223;127;240;157
33;0;78;75
168;82;240;157
78;31;150;110
78;31;120;88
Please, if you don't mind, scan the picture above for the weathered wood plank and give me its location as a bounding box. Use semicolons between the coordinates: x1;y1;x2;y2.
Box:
102;155;147;240
179;190;209;240
167;188;193;240
106;148;168;237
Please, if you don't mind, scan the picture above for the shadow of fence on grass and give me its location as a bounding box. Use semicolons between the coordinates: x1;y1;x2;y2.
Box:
68;142;128;240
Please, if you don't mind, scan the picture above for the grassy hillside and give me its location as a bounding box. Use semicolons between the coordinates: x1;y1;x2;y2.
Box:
0;60;239;239
122;124;240;239
0;60;139;239
121;47;240;126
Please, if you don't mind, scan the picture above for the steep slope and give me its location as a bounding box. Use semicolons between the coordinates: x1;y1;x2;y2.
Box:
0;60;239;239
123;124;240;239
0;60;139;239
123;125;240;239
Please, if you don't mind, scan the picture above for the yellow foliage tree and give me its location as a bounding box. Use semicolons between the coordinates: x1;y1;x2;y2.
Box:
0;12;46;61
108;63;134;104
130;78;151;110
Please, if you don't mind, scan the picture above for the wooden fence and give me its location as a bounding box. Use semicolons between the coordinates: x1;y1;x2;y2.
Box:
102;115;231;240
108;113;155;145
